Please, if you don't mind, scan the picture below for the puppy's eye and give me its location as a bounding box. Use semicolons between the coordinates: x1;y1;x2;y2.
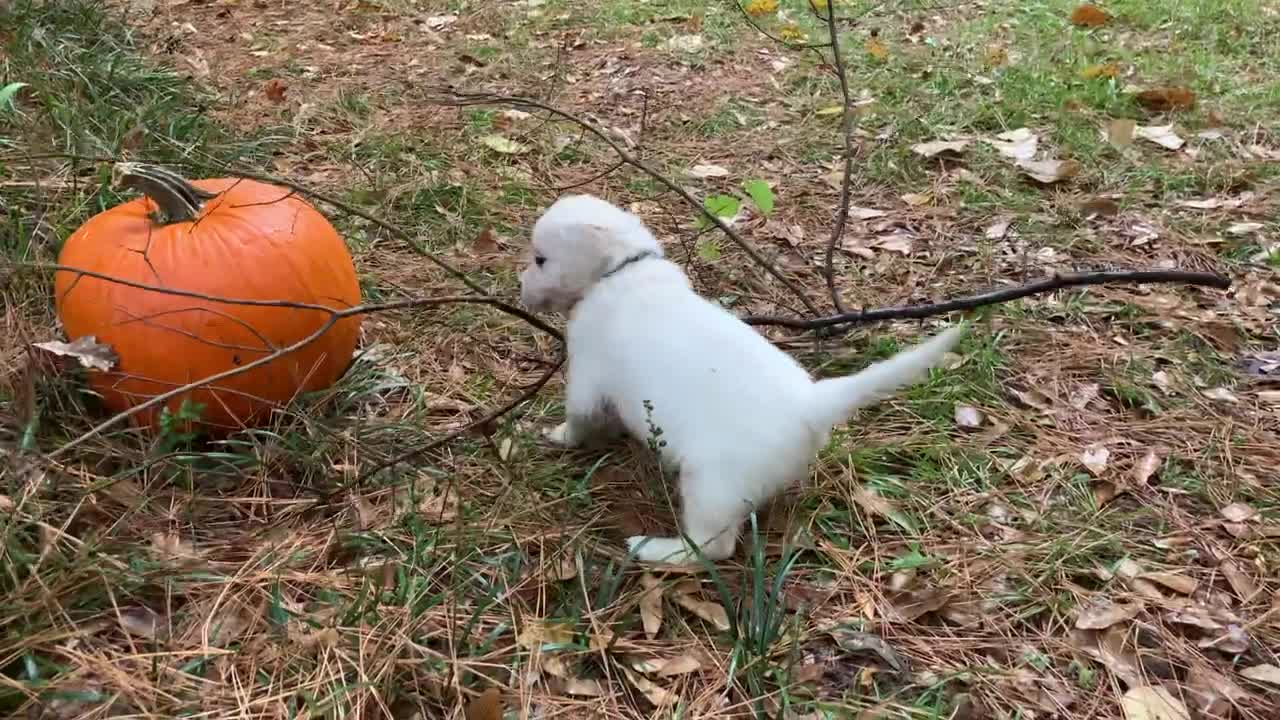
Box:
534;255;547;268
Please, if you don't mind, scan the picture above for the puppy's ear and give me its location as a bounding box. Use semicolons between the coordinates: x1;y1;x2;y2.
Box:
579;223;628;277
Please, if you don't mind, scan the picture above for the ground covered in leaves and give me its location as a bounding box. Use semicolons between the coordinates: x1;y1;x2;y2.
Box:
2;0;1279;718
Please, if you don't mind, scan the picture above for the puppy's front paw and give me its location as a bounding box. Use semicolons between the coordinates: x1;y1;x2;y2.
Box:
626;535;693;565
542;422;576;448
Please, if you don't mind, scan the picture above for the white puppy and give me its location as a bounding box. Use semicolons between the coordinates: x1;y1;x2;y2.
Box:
520;195;964;565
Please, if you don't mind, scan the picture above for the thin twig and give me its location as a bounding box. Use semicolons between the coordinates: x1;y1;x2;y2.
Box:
10;262;560;458
433;91;823;318
19;260;561;341
348;350;566;487
7;153;514;319
742;270;1232;329
821;1;856;314
546;159;627;193
731;0;832;50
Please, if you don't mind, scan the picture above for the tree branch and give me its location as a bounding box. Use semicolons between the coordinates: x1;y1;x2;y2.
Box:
348;349;566;488
731;0;832;50
432;91;823;318
742;270;1232;329
7;153;523;330
821;1;856;314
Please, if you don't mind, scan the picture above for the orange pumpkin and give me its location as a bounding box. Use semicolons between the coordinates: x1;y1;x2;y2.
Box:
54;162;362;433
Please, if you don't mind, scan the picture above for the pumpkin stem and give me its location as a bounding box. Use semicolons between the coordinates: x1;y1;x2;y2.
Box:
112;162;218;224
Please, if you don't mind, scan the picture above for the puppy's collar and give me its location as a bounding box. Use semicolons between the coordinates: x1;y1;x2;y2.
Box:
601;250;658;279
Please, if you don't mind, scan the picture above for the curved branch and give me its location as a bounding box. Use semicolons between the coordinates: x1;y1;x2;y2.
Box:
2;262;564;459
821;1;856;314
432;91;823;318
742;270;1232;329
348;349;567;488
731;0;832;50
27;261;561;341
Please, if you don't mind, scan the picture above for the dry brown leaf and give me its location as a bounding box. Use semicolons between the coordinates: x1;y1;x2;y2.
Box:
654;654;702;677
119;606;166;641
548;553;578;581
792;662;826;686
416;485;460;523
1135;124;1185;150
886;588;949;623
673;591;730;631
1166;603;1230;631
32;336;118;371
1202;387;1238;403
1082;62;1120;80
828;627;910;673
865;36;889;61
1080;197;1121;218
295;626;339;652
911;139;970;158
1017;158;1081;184
1218;559;1257;601
472;227;499;254
1081;443;1111;477
540;655;573;679
1075;598;1142;629
351;493;377;531
1240;664;1280;685
984;44;1008;67
1135;87;1196;112
1121;686;1190;720
150;531;201;562
622;667;678;706
639;573;664;638
852;486;898;520
1070;383;1101;410
1219;503;1257;523
985;216;1013;239
849;206;889;220
937;596;984;628
1132;450;1161;484
1071;626;1142;685
954;405;984;429
985;128;1038;161
1137;571;1197;595
562;677;607;697
263;78;288;103
870;231;914;255
1186;664;1251;718
465;687;503;720
688;163;729;178
1107;118;1137;146
517;620;574;650
1070;4;1109;27
1197;624;1249;654
1092;481;1122;507
1226;221;1263;236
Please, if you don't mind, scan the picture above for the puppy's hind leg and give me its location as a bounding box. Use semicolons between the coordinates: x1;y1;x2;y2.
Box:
627;468;747;565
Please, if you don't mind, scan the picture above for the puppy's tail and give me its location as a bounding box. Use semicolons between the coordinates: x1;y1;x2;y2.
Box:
807;324;966;430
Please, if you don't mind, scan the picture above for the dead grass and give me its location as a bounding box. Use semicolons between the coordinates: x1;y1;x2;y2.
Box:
3;0;1280;718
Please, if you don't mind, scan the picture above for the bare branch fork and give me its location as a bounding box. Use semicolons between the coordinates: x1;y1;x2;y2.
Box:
428;91;825;318
742;269;1232;329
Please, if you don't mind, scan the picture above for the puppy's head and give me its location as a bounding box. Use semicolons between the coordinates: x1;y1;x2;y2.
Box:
520;195;662;314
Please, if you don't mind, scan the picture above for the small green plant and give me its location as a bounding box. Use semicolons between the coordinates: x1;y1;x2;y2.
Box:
156;399;206;452
642;399;666;454
0;82;28;115
695;178;774;230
